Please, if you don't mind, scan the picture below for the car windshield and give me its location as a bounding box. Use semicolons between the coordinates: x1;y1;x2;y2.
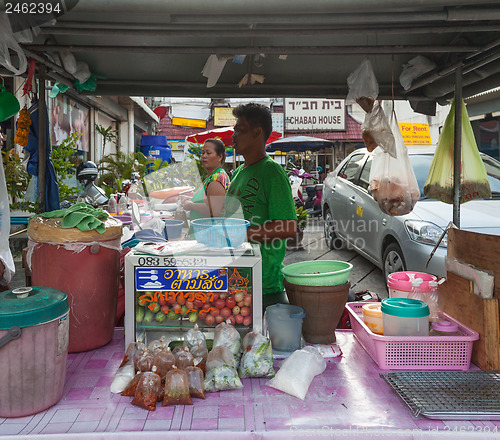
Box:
409;154;500;199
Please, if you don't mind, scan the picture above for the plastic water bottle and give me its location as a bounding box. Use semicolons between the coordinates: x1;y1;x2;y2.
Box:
107;194;117;214
117;195;128;215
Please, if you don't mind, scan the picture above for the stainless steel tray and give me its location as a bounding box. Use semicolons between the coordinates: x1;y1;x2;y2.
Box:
381;371;500;420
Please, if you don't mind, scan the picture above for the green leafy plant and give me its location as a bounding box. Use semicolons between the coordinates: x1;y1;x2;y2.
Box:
95;124;118;158
51;132;79;200
2;148;36;212
295;205;309;230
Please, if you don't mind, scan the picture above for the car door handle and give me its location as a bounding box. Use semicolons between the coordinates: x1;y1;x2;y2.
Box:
349;196;356;204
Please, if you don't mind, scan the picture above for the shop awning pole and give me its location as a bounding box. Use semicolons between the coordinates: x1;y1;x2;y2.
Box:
453;66;463;228
37;64;47;213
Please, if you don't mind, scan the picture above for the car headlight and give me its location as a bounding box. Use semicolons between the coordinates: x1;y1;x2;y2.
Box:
404;220;448;247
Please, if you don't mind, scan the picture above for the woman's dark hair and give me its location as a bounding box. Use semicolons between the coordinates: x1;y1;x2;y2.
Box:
204;138;226;164
233;103;273;142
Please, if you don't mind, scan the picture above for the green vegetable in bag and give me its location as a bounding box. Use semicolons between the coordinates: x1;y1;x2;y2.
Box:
424;98;491;204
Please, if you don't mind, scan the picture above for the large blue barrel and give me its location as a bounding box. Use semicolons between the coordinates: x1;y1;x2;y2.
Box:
139;135;172;168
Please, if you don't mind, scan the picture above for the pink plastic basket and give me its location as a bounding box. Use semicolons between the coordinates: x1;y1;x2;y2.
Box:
346;302;479;370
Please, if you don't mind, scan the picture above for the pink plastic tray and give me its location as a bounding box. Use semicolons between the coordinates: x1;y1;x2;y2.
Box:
346;302;479;370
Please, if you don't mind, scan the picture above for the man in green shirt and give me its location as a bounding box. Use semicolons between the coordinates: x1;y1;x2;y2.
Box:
224;103;297;309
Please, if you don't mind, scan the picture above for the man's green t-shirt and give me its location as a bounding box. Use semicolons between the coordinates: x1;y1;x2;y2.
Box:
224;156;296;295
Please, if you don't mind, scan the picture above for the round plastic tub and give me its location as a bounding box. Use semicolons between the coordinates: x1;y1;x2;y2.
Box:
281;260;352;286
387;271;438;298
0;287;69;417
266;304;306;352
164;219;184;239
191;217;250;248
429;320;462;337
381;298;429;337
28;216;122;353
362;302;383;335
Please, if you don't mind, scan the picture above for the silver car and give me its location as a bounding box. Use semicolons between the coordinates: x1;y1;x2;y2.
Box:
322;146;500;279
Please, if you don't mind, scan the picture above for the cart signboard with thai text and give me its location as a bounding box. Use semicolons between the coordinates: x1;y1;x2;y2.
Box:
135;267;228;292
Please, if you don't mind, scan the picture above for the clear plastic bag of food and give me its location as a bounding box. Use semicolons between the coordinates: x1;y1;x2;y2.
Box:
238;331;275;378
369;113;420;216
162;367;193;406
131;367;162;411
172;345;186;356
121;372;143;396
213;322;241;364
185;366;206;400
175;346;195;369
132;343;147;372
152;347;175;379
204;346;242;392
135;350;155;372
191;341;209;372
148;336;168;353
183;324;207;352
266;346;326;400
424;98;491;204
346;59;379;113
362;101;396;157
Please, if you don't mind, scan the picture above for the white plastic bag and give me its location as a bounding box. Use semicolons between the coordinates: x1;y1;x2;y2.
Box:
346;59;379;112
369;113;420;216
213;322;241;364
0;12;27;75
266;346;326;400
399;56;436;91
0;151;14;286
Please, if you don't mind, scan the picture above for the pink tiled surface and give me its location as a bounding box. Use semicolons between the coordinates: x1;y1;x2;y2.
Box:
1;328;499;439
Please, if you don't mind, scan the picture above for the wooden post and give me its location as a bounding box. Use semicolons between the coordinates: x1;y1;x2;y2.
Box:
37;64;46;213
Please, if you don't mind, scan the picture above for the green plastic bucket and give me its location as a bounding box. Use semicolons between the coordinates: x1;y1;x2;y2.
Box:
281;260;353;287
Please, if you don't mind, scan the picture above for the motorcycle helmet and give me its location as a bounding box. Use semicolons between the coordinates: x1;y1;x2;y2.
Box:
76;161;98;183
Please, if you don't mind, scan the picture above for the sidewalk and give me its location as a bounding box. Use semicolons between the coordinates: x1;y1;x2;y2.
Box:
284;218;387;298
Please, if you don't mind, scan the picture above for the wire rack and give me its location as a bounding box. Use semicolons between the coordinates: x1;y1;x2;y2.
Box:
381;371;500;420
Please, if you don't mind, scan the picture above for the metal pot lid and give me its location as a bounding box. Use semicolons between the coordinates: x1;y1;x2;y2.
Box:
0;287;69;330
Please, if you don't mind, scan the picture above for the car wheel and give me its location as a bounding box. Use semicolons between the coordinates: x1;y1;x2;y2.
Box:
324;209;343;250
382;242;406;280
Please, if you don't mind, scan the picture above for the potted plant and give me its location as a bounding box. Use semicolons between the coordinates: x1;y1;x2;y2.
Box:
287;205;309;250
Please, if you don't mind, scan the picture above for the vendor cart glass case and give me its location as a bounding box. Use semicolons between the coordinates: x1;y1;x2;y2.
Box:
124;243;262;347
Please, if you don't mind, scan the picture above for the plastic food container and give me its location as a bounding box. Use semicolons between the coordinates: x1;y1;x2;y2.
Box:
163;219;184;239
0;287;69;417
191;217;250;248
429;320;462;337
266;304;306;352
381;298;429;337
281;260;353;286
387;271;438;298
362;302;383;335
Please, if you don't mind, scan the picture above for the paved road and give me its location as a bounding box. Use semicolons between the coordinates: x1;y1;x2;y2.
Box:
284;218;388;298
9;218;388;298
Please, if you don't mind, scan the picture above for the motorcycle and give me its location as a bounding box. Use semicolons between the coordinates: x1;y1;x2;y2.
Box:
287;165;322;217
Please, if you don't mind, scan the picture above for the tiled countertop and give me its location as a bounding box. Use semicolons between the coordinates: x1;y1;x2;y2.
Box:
1;328;499;439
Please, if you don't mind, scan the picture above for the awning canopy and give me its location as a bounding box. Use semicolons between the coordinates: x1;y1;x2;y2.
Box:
266;136;335;152
6;0;500;112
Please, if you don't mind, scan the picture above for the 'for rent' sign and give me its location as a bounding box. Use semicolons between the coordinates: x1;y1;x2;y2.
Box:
285;98;345;131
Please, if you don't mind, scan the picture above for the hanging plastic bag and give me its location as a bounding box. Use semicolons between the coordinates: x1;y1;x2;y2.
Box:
346;59;379;112
369;112;420;216
362;101;397;157
424;98;491;204
0;12;27;75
